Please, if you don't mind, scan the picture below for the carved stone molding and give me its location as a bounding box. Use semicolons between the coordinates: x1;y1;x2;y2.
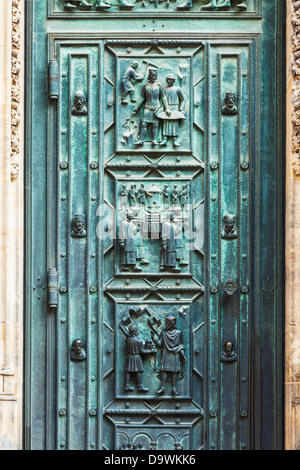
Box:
291;0;300;175
11;0;22;181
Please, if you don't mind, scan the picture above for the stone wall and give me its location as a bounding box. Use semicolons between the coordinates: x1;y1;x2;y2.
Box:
0;0;24;449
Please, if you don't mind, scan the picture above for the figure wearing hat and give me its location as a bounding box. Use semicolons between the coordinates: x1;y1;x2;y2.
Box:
132;68;171;146
71;90;88;116
151;313;187;396
156;73;185;148
121;61;144;105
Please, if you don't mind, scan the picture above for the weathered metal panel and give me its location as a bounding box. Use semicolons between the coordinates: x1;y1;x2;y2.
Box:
25;0;284;450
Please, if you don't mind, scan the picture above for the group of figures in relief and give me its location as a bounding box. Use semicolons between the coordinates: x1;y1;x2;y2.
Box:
123;309;187;396
118;182;189;272
63;0;248;11
121;65;186;148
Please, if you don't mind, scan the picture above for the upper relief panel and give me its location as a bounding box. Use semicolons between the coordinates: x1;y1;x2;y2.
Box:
49;0;260;18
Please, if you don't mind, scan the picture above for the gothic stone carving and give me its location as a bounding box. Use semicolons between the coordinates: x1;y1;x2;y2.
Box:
11;0;22;181
151;313;187;396
292;0;300;175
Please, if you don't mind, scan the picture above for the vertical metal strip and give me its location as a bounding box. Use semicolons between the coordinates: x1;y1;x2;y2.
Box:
236;53;242;448
97;42;104;450
86;54;92;450
205;43;211;451
56;44;61;451
217;52;222;450
249;39;255;450
67;53;72;450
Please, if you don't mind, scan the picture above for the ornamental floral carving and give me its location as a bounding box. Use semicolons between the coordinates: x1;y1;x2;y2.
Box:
11;0;22;181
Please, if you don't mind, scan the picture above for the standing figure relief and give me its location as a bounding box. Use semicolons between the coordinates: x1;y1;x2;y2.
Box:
132;68;171;147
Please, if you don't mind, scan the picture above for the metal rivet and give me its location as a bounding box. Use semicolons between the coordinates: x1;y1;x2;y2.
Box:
176;403;181;409
210;162;218;170
92;318;96;324
176;156;181;162
210;410;217;418
61;318;66;323
176;294;181;300
91;376;96;382
211;320;216;325
61;196;66;201
211;196;216;202
242;320;247;325
211;377;216;383
107;101;113;108
242;130;247;136
89;408;97;417
242;196;247;201
93;74;97;78
107;348;112;354
38;296;41;300
59;408;67;417
92;130;97;135
212;72;217;77
176;418;181;424
177;171;182;176
195;101;200;107
241;443;246;449
91;196;96;201
60;442;65;448
240;409;248;418
242;378;246;383
210;286;218;294
211;443;216;449
127;171;132;176
242;254;247;259
126;156;131;162
125;402;131;408
126;293;131;299
212;130;217;135
176;279;181;285
177;47;182;53
62;130;66;135
62;73;67;78
91;253;96;258
90;162;98;169
125;279;131;285
61;376;66;381
125;418;130;423
212;254;217;259
195;349;200;355
91;442;96;448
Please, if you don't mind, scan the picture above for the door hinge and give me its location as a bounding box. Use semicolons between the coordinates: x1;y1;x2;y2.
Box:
49;59;59;100
48;268;58;308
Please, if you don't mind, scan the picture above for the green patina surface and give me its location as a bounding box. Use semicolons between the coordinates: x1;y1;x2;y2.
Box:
25;0;284;450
